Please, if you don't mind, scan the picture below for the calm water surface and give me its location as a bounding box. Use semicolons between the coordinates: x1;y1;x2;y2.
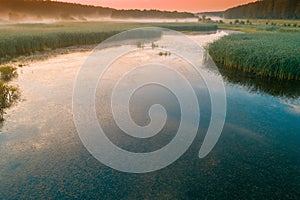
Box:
0;31;299;199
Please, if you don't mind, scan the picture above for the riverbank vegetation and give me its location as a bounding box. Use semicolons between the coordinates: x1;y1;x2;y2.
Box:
217;20;300;32
0;22;217;64
204;16;300;81
2;19;299;83
0;66;18;82
209;31;300;80
0;66;20;121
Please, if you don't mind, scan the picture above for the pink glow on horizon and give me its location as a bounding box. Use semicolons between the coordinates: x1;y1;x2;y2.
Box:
56;0;257;12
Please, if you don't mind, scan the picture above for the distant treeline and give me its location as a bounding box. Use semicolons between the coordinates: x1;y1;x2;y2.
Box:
197;11;224;18
224;0;300;19
0;0;195;21
111;10;194;19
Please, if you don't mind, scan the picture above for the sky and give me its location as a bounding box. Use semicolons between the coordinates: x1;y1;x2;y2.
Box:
56;0;257;12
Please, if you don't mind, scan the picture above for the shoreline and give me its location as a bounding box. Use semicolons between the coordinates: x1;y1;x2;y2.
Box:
2;44;96;68
1;28;220;67
0;30;228;124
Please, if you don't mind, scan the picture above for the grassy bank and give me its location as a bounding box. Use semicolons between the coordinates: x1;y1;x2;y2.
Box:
0;22;217;63
209;30;300;80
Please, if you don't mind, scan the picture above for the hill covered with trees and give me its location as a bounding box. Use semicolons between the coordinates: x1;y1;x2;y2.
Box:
224;0;300;19
0;0;196;21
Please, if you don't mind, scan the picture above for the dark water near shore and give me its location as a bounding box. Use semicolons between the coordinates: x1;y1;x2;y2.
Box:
0;31;299;199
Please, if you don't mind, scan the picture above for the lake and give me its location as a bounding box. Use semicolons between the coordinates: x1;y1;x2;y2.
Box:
0;30;299;199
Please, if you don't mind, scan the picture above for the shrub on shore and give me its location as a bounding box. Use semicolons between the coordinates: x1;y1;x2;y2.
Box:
0;80;20;121
0;66;20;121
0;66;18;82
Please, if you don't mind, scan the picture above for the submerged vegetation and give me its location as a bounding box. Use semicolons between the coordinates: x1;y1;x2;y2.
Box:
158;51;171;56
209;31;300;80
0;66;20;121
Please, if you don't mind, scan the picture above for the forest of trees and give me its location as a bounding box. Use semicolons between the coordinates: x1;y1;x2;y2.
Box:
111;9;194;19
224;0;300;19
0;0;195;21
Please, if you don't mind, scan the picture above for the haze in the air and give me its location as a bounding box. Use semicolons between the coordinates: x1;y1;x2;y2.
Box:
56;0;257;12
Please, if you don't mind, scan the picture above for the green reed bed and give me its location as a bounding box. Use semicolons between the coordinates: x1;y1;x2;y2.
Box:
0;22;132;63
209;32;300;80
159;24;217;32
0;22;217;63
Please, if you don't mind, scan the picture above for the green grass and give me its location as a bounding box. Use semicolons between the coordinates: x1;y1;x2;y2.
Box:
218;24;299;33
209;31;300;80
0;22;217;63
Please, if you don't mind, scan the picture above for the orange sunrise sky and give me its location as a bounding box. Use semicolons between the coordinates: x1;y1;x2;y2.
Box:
56;0;257;12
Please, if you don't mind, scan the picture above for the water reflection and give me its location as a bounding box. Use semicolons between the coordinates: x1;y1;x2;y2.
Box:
0;31;299;199
219;66;300;98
